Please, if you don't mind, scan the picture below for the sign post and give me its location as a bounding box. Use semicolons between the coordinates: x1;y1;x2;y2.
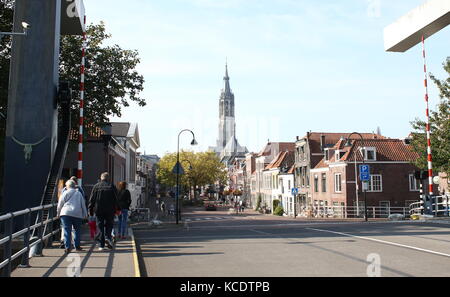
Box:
359;164;370;221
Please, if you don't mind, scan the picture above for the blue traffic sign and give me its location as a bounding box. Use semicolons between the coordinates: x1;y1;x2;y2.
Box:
359;165;370;181
291;188;298;195
359;164;370;173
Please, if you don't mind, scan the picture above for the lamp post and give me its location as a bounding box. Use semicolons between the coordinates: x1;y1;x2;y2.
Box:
345;132;368;222
176;129;197;224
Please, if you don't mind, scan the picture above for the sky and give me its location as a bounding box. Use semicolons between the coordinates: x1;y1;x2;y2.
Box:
83;0;450;157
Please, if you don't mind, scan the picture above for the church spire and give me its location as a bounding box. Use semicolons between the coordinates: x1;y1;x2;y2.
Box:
224;62;231;93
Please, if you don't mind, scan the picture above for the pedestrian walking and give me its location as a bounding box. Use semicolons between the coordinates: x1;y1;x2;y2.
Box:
59;177;85;248
57;180;87;254
240;200;245;213
117;181;131;239
160;201;166;215
88;172;119;251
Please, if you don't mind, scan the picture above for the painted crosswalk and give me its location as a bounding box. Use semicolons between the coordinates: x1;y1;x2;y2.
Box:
184;216;236;222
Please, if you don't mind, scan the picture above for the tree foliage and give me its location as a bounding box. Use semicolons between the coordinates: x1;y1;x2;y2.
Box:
60;22;146;133
0;1;146;132
410;57;450;176
157;151;227;192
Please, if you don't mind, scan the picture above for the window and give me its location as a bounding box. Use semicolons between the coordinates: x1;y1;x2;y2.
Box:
409;174;420;191
321;173;327;192
325;149;330;161
314;175;319;192
305;167;310;187
288;180;291;191
334;173;342;193
364;147;377;161
368;175;382;192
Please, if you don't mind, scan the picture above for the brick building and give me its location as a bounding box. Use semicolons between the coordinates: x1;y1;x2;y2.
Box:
310;138;427;217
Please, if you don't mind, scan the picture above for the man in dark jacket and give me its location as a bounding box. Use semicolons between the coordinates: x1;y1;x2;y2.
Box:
89;172;119;250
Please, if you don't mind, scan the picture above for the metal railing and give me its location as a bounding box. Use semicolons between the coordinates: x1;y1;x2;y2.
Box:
296;206;410;219
0;203;60;277
410;195;450;217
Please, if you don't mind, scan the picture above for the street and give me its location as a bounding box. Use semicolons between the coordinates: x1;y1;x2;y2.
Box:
133;207;450;277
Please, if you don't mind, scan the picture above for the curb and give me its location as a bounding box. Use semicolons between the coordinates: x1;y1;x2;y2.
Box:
129;228;141;278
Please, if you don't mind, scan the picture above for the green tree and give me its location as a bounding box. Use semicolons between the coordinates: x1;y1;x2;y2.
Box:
60;21;146;133
157;151;227;198
0;2;147;208
411;57;450;176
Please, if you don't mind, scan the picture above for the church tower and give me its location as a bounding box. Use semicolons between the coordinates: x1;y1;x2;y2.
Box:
217;63;236;149
210;63;248;165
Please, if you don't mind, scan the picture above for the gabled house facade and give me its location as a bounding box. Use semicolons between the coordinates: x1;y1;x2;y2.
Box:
262;150;295;215
310;138;424;217
256;143;295;212
294;132;385;213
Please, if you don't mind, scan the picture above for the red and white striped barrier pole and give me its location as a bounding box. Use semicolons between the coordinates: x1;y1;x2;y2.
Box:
421;35;433;196
78;15;87;187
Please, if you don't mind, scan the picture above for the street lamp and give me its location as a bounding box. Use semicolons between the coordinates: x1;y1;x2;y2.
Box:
176;129;197;224
345;132;368;222
0;22;31;37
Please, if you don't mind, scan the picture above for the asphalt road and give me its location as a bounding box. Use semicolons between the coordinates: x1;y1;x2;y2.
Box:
133;206;450;277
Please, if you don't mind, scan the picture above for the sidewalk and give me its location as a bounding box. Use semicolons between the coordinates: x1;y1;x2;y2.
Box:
11;226;140;277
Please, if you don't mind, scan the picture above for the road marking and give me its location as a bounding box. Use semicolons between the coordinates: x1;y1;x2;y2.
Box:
306;227;450;258
129;228;141;277
250;229;272;235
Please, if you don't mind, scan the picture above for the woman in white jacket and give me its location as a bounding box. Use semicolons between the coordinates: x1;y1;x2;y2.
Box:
57;179;87;253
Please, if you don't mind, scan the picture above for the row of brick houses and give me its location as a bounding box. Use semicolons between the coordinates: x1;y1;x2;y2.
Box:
227;131;446;218
63;122;158;209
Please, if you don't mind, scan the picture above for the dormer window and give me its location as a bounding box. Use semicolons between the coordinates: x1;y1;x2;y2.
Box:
364;147;377;161
325;148;330;161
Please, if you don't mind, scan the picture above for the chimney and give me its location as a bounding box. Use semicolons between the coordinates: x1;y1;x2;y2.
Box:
320;134;326;152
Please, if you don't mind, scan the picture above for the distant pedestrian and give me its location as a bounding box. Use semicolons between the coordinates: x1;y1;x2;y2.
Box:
57;180;87;254
117;181;131;239
161;201;166;214
89;172;119;251
240;200;245;213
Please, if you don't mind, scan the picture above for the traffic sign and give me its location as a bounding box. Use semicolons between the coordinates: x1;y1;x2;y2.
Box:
359;165;370;181
172;162;185;175
291;188;298;195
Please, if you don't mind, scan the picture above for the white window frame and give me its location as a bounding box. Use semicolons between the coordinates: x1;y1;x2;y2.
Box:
368;174;383;192
334;173;342;193
409;174;420;192
364;147;377;161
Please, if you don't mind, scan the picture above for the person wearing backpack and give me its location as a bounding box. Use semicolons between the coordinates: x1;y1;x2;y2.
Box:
88;172;119;251
57;179;88;254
